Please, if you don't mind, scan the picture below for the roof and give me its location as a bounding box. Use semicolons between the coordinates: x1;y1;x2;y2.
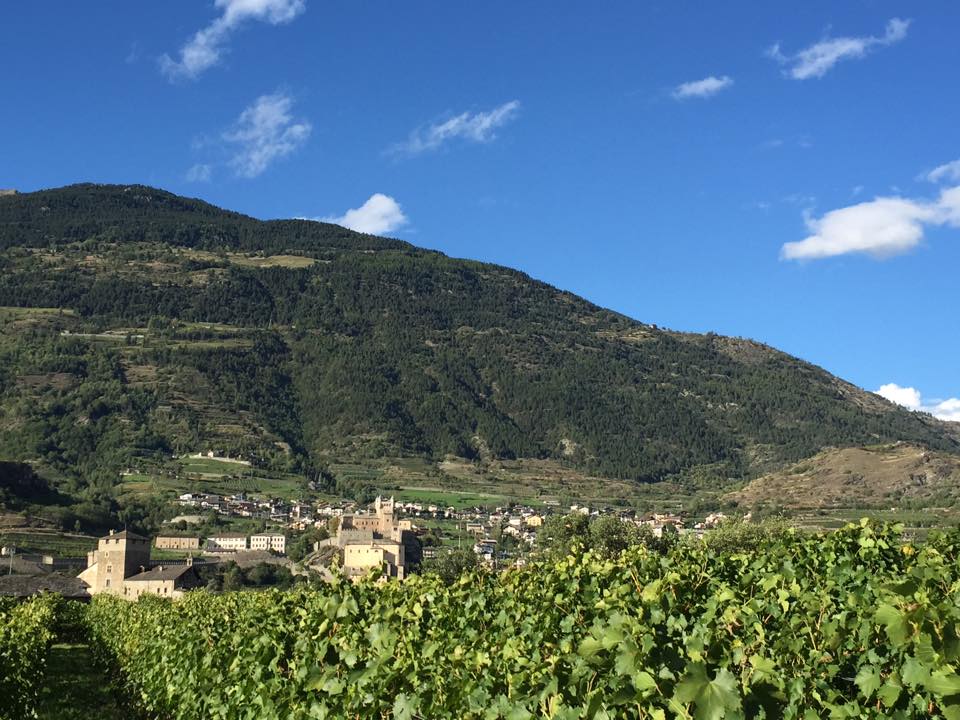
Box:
101;529;148;541
124;565;197;583
209;533;248;539
0;574;91;598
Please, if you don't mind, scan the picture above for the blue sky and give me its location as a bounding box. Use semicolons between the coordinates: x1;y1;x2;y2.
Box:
2;1;958;419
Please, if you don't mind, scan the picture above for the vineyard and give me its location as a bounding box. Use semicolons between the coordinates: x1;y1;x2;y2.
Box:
0;594;61;719
74;521;960;719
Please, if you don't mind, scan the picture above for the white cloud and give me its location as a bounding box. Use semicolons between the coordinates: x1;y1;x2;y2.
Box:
876;383;960;422
672;75;733;100
876;383;923;409
389;101;520;157
222;92;311;178
768;18;910;80
781;185;960;260
320;194;408;235
185;163;212;183
160;0;305;81
926;159;960;184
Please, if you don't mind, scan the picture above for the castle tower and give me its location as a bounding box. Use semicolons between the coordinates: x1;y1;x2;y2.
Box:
78;529;151;595
377;496;395;533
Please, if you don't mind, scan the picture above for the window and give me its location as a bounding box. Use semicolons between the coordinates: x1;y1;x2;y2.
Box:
106;564;112;573
105;578;111;588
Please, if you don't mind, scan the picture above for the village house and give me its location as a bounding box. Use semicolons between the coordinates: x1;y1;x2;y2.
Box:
250;533;286;554
177;492;204;506
290;502;313;522
206;533;249;552
154;535;201;551
121;562;202;600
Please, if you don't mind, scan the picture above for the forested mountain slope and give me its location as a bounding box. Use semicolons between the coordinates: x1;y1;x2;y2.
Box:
0;184;955;500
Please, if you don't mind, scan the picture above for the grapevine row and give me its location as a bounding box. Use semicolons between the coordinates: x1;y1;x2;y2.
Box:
84;522;960;719
0;594;62;719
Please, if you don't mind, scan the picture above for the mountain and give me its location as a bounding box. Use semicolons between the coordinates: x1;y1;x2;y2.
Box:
0;183;957;510
724;443;960;512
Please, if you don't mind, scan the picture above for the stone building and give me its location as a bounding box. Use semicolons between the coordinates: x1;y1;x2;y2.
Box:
206;534;249;552
77;529;200;600
155;535;201;551
334;497;417;580
78;530;151;594
121;563;202;600
249;533;286;554
342;536;406;579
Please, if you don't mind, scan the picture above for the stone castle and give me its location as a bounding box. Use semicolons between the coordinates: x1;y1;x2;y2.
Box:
325;496;418;580
78;529;201;600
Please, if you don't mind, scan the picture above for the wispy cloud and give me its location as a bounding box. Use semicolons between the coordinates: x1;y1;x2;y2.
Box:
876;383;960;422
185;163;213;183
320;194;408;235
160;0;305;81
388;101;520;158
223;91;311;178
768;18;910;80
672;75;733;100
125;42;141;65
759;136;813;151
925;159;960;184
781;185;960;261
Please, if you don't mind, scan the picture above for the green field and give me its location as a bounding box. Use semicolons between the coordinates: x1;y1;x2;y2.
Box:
117;457;308;501
390;487;509;509
330;456;701;512
789;507;960;538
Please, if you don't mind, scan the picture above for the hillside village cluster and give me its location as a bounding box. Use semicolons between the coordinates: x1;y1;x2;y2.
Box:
173;488;713;554
69;491;726;600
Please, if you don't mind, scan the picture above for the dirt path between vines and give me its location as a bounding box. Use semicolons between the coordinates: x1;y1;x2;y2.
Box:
36;642;127;720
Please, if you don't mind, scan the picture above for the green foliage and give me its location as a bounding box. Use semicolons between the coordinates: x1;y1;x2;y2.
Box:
0;183;406;254
420;547;479;585
698;518;793;553
0;594;62;719
287;527;331;563
198;561;299;591
0;461;63;509
81;521;960;719
538;513;650;559
1;183;958;503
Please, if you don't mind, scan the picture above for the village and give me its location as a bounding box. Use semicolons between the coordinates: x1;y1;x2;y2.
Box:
2;480;730;601
170;486;720;559
52;484;731;600
2;447;732;600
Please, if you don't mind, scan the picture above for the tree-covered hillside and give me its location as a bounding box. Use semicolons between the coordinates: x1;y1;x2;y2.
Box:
0;184;955;501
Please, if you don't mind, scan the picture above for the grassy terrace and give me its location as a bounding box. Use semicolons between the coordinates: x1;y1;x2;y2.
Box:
0;531;97;556
330;455;702;513
390;487;510;509
117;456;308;501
